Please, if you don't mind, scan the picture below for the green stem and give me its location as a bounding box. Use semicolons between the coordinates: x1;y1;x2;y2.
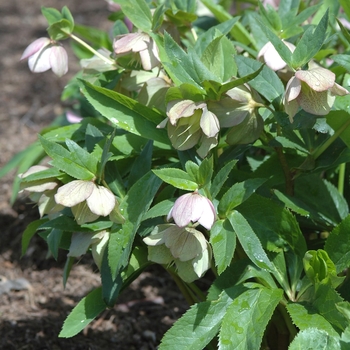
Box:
69;33;116;66
167;268;196;305
338;163;346;196
312;117;350;160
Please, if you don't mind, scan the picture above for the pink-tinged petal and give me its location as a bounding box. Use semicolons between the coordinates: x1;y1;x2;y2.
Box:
50;46;68;77
330;83;349;96
66;110;83;123
113;32;149;54
28;46;52;73
197;197;216;229
285;76;301;102
259;42;287;71
20;37;50;60
167;100;205;124
55;180;94;207
86;185;116;216
200;107;220;137
295;68;335;92
20;165;49;177
298;88;331;116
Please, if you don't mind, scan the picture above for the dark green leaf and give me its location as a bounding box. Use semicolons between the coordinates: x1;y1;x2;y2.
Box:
21;219;49;257
47;229;63;260
211;159;237;198
59;287;106;337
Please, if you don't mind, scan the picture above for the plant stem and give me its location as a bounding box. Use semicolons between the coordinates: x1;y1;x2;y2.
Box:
167;268;196;305
338;163;346;196
69;33;116;66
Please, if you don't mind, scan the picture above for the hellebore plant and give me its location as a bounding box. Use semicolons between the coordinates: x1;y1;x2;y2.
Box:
5;1;350;349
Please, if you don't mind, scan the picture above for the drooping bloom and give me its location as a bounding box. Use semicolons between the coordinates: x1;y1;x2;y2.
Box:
258;41;295;71
284;64;349;122
208;85;264;145
113;32;160;70
20;37;68;77
68;230;110;269
167;192;216;230
19;165;63;217
143;224;212;283
159;100;220;158
54;180;116;224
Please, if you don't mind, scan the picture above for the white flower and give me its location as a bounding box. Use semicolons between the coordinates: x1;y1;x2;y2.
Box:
143;224;212;283
54;180;116;224
167;192;216;230
21;37;68;77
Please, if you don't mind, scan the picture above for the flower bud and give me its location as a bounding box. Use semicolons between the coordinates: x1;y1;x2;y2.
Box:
167;192;216;230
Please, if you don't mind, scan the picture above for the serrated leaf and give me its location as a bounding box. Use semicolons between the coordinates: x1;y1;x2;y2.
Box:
152;168;198;191
59;287;106;338
291;10;329;68
235;55;284;103
272;189;310;216
79;80;169;145
219;288;283;350
117;0;152;32
289;328;341;350
218;178;266;216
325;215;350;273
142;199;175;221
287;303;339;337
39;135;95;180
228;210;275;272
210;219;236;275
211;159;237;198
159;284;246;350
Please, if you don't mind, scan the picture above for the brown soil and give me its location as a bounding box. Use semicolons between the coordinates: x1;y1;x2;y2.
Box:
0;1;188;348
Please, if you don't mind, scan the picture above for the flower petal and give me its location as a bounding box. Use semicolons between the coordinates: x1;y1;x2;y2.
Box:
113;32;149;54
200;107;220;137
20;37;50;60
55;180;94;207
86;185;116;216
50;45;68;77
295;68;335;92
28;46;52;73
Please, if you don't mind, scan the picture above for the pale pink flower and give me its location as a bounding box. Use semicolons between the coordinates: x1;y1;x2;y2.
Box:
21;37;68;77
167;192;216;230
284;64;349;122
258;41;295;71
113;32;160;70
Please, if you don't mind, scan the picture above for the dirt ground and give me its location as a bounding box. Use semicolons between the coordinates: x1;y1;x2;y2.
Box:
0;1;188;348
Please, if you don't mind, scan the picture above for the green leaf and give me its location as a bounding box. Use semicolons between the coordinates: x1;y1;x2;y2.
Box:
117;0;152;32
21;219;48;257
219;287;283;350
48;19;73;40
39;135;95;180
228;210;275;272
41;7;62;25
153;168;198;191
289;328;341;350
79;80;170;146
142;199;175;221
272;189;310;216
128;140;153;188
218;178;266;216
291;10;329;68
198;157;213;188
65;139;98;174
211;159;237;198
210;219;236;275
326;110;350;149
108;172;162;277
61;6;74;27
325;215;350;273
47;229;63;260
59;287;106;338
159;285;246;350
287;303;339;337
201;35;237;82
235;55;284;103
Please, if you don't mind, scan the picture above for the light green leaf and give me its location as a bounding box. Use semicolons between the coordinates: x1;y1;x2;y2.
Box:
39;135;95;180
326;110;350;149
291;10;329;68
117;0;152;32
219;288;283;350
79;80;169;146
59;287;106;338
287;303;339;337
289;328;341;350
48;19;73;40
153;168;198;191
218;178;266;216
142;199;175;221
41;7;62;25
210;219;236;275
159;285;246;350
211;159;237;198
228;210;275;272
